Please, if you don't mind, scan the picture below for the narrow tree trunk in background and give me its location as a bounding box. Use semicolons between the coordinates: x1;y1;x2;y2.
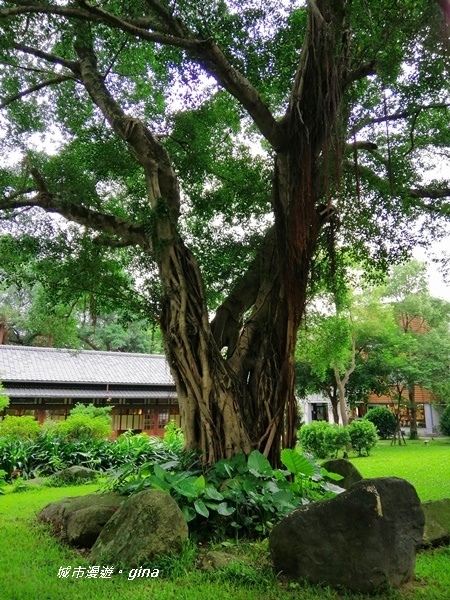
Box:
335;376;349;426
408;383;418;440
0;318;8;345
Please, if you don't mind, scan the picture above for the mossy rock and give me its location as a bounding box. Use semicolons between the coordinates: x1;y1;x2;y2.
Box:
422;498;450;546
321;458;363;490
38;493;125;547
90;489;188;567
50;466;99;484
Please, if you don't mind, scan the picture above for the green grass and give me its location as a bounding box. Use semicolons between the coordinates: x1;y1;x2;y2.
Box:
348;439;450;501
1;442;450;600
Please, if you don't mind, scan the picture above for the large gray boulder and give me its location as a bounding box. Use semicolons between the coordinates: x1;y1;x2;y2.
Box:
422;498;450;546
321;458;363;490
90;489;188;566
51;466;98;484
38;493;125;547
269;477;425;594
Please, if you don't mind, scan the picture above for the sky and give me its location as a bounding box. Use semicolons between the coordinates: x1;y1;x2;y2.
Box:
414;241;450;301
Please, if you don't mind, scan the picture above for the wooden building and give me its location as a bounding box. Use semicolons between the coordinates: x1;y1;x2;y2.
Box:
0;345;179;437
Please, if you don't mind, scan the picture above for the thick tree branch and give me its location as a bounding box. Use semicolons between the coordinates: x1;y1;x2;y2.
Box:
12;42;80;72
354;103;450;133
196;40;284;150
75;47;180;220
210;227;277;358
92;235;139;248
0;192;151;248
78;2;283;148
75;1;199;50
0;2;92;22
343;159;450;204
409;188;450;200
344;140;378;153
1;161;151;250
345;60;377;85
0;75;74;109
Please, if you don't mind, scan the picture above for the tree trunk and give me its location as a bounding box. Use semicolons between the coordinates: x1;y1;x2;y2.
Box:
335;376;349;426
323;384;339;423
0;28;350;457
53;0;350;465
408;383;418;440
0;318;8;345
333;335;356;427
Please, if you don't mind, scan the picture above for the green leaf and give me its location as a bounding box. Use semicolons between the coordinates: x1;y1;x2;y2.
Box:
230;453;248;474
194;499;210;518
181;505;197;522
147;475;171;491
281;449;315;477
321;468;344;481
262;479;283;494
204;486;224;501
247;450;273;477
153;463;166;481
174;479;199;499
194;475;206;490
322;482;346;494
271;490;298;511
216;502;235;516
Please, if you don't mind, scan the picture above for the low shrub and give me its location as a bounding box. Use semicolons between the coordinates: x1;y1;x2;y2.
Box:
56;414;112;440
439;404;450;437
0;383;9;412
163;420;185;452
363;407;397;440
52;403;112;440
0;469;6;494
0;415;40;441
298;421;331;459
347;419;378;456
323;424;351;458
0;425;189;480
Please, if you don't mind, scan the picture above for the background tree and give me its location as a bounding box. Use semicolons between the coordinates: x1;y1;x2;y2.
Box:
296;290;396;425
0;236;163;350
0;281;162;351
0;1;449;464
381;261;450;439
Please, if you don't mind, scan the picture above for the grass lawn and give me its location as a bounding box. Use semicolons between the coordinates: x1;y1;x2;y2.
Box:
348;438;450;501
1;440;450;600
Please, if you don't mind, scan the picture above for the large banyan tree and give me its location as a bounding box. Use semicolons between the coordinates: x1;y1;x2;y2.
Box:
0;1;449;464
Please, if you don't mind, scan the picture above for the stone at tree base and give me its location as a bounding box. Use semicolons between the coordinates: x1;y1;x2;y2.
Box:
20;477;45;488
51;465;98;483
90;489;188;566
269;477;425;594
321;458;363;490
198;551;242;571
38;493;125;547
422;498;450;546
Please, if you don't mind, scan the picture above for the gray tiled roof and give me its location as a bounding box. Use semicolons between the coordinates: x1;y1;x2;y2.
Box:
2;388;177;399
0;345;174;386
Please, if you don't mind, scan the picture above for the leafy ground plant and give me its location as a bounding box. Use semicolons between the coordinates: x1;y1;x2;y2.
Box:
104;449;343;541
0;424;187;480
